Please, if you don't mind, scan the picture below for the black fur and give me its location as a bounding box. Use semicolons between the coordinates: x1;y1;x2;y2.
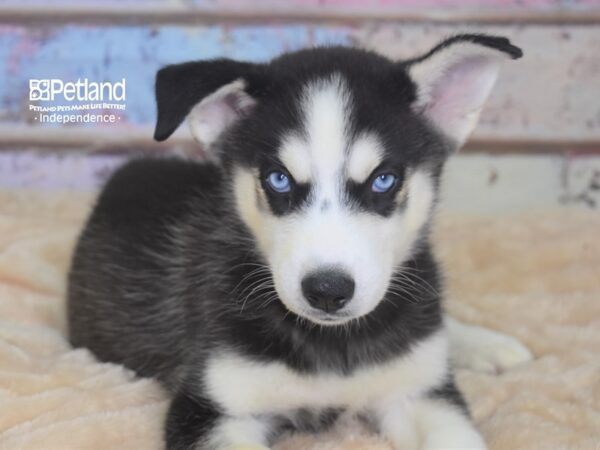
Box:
429;377;469;414
69;157;443;377
154;59;264;141
404;33;523;67
259;170;311;216
68;35;521;449
166;391;221;450
346;167;407;217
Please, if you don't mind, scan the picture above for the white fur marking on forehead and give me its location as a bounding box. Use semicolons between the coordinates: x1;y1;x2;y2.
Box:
302;76;351;192
279;134;311;183
347;133;385;183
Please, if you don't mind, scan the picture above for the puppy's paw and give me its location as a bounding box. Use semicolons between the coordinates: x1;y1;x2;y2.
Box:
448;319;532;373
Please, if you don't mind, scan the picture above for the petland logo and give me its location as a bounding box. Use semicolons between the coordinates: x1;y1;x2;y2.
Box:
29;78;126;102
29;78;127;124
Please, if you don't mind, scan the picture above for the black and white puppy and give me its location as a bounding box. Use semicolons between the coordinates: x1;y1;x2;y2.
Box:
68;34;531;450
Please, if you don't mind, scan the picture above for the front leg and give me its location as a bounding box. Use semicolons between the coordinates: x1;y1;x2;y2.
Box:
446;316;532;373
415;397;486;450
376;392;486;450
166;390;272;450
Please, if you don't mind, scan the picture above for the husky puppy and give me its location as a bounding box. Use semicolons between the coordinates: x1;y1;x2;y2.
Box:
68;35;530;450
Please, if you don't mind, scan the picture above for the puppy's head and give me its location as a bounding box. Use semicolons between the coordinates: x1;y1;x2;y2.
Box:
154;35;521;325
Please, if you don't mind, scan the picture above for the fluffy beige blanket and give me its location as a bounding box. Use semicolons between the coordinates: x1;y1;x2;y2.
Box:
0;189;598;450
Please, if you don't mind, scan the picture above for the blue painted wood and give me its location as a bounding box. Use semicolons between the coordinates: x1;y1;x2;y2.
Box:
0;24;352;126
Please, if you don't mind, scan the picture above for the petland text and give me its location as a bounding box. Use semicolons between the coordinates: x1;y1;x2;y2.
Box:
29;79;126;102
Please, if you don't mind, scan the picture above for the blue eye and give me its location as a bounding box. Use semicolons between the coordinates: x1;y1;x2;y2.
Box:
371;173;397;193
266;171;291;193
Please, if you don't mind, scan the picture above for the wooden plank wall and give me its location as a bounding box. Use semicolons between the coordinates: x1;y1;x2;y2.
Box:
1;0;600;152
0;0;599;210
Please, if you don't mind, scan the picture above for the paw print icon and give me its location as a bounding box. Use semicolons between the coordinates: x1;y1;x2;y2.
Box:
29;79;50;101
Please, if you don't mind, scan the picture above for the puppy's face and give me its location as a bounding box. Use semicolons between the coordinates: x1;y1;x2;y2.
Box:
230;74;442;325
154;38;522;325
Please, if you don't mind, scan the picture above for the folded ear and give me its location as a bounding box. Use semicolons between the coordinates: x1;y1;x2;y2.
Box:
406;34;522;147
153;59;262;148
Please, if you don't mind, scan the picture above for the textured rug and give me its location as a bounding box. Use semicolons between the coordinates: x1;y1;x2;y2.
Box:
0;189;598;450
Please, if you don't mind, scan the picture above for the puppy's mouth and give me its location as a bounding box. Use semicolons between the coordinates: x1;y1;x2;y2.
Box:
293;307;356;326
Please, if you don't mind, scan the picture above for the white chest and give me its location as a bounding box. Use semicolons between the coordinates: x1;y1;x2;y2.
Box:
203;330;449;416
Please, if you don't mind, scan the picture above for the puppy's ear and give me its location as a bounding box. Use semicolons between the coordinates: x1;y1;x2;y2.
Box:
405;34;522;147
153;59;263;148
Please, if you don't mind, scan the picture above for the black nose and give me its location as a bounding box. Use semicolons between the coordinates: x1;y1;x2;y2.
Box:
301;269;355;313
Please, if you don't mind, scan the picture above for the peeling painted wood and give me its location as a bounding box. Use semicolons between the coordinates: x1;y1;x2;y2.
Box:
560;153;600;208
354;24;600;145
0;24;351;127
2;0;600;24
2;150;599;213
0;23;598;151
1;125;599;154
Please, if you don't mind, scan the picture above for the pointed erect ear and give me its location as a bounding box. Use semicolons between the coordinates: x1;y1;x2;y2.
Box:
406;34;522;147
153;59;262;148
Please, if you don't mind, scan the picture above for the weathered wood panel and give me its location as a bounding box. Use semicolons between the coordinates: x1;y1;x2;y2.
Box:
354;24;600;145
0;24;351;126
3;0;600;24
0;23;598;151
2;150;599;212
